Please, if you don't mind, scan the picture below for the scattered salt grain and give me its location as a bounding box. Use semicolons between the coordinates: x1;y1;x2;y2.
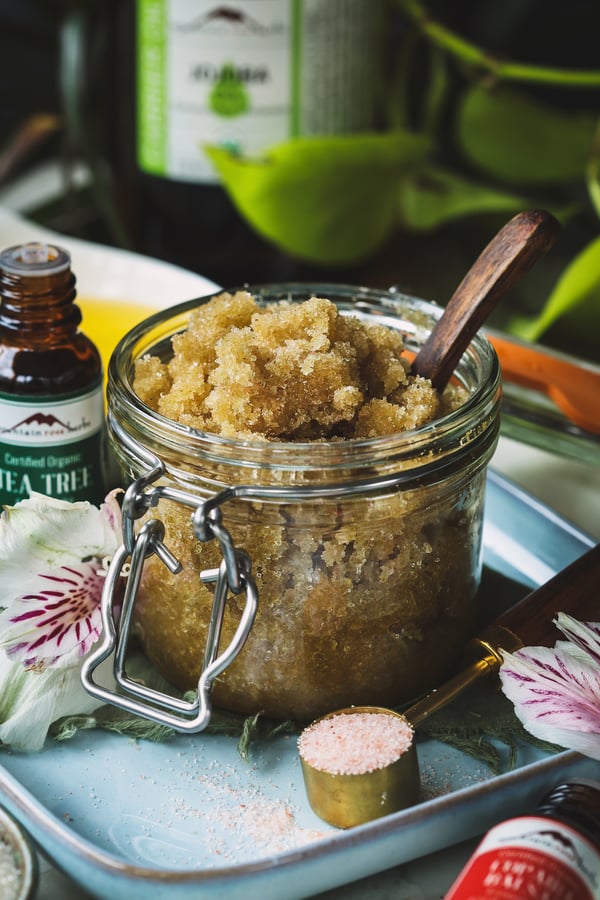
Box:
0;836;22;900
298;711;414;775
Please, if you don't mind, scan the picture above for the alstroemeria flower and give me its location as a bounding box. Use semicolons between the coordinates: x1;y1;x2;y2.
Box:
0;652;102;752
0;491;121;669
0;491;122;750
499;612;600;761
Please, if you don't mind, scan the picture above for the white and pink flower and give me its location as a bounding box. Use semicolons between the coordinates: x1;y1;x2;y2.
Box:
500;612;600;761
0;491;122;751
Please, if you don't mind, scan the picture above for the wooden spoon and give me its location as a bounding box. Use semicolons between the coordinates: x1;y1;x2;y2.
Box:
412;209;561;391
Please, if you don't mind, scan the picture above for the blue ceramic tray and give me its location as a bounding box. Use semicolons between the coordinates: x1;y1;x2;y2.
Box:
0;470;597;900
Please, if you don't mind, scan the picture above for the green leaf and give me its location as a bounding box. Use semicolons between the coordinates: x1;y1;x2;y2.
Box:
510;234;600;341
206;131;431;264
458;85;597;184
397;165;532;231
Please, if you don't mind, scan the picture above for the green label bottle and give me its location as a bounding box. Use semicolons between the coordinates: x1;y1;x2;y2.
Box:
130;0;385;281
0;242;108;506
136;0;384;184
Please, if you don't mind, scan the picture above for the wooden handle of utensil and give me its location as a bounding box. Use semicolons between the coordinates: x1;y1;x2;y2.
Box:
495;542;600;647
413;210;561;391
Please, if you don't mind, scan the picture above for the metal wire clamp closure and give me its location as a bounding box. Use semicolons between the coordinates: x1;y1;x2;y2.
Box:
80;453;258;733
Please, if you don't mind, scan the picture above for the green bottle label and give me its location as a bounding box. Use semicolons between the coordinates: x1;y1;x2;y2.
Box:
0;385;107;506
136;0;381;183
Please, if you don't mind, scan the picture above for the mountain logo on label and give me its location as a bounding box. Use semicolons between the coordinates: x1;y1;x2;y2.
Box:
0;411;91;438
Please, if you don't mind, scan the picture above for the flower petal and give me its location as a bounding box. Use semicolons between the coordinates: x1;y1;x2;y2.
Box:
0;561;104;668
500;645;600;760
554;613;600;667
0;491;121;601
0;652;104;752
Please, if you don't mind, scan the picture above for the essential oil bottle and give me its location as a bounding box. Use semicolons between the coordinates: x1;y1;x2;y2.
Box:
0;241;107;505
445;778;600;899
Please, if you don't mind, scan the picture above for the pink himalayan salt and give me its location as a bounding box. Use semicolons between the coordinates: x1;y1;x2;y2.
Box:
0;837;21;900
298;711;414;776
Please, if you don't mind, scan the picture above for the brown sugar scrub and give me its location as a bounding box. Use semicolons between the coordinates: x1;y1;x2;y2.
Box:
133;291;459;441
117;286;501;723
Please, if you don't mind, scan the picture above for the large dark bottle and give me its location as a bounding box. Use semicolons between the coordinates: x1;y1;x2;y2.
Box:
0;242;107;505
126;0;385;282
445;778;600;899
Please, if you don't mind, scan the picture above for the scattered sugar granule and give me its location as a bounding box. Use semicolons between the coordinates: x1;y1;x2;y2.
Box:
0;836;22;900
298;711;414;776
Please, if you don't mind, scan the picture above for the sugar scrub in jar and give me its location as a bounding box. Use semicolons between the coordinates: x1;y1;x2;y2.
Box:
106;284;501;723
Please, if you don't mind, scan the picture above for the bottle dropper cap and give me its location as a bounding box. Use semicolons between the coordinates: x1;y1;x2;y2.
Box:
0;242;71;276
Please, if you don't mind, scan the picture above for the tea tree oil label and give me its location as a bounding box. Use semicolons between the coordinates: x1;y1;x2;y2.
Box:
0;385;106;504
137;0;380;183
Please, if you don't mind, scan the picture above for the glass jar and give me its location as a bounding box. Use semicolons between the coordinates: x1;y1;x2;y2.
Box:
106;284;501;724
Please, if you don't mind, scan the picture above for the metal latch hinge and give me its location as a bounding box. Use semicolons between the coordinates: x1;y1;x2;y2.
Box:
80;456;258;733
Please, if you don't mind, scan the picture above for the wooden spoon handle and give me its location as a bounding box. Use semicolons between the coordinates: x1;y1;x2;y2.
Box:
412;210;561;391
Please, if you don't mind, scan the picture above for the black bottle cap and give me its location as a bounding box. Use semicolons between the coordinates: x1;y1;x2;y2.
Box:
538;779;600;847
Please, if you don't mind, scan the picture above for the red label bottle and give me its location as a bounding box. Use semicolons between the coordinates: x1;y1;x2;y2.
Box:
445;779;600;899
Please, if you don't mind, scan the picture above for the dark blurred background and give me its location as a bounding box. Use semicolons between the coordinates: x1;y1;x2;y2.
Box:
1;0;599;360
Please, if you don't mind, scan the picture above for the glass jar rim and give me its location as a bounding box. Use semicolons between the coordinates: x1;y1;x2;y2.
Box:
107;283;501;473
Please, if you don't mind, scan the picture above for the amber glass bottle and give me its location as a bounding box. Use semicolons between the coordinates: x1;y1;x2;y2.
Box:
445;778;600;899
0;242;107;505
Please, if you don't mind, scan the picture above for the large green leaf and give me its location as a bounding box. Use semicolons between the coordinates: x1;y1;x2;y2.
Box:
458;85;597;184
397;165;532;231
206;131;431;265
510;234;600;341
